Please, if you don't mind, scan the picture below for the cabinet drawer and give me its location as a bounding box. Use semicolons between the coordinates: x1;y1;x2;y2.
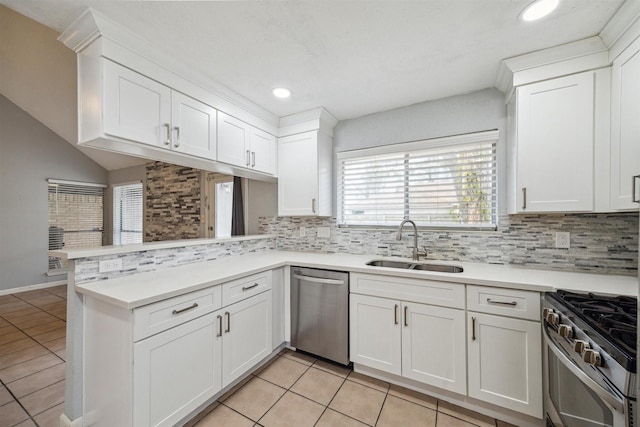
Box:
222;270;272;307
133;286;222;341
467;286;540;321
350;273;464;309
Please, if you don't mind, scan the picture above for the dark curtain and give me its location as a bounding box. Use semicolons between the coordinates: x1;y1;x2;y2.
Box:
231;176;245;236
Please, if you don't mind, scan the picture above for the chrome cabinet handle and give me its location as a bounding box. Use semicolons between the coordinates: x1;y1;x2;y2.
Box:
251;151;256;167
487;298;517;306
246;150;251;167
225;311;230;333
471;316;476;341
394;304;398;325
163;123;171;146
173;126;180;148
216;314;222;337
404;306;408;327
312;198;317;214
522;187;527;210
172;302;198;315
633;175;640;203
242;283;259;291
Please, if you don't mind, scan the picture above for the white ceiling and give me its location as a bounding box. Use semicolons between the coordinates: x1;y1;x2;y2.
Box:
0;0;627;122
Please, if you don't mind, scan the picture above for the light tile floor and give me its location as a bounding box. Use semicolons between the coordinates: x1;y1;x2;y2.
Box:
187;349;518;427
0;286;67;427
0;286;518;427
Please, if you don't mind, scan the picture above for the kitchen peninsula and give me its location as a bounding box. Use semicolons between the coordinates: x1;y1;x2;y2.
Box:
52;236;637;427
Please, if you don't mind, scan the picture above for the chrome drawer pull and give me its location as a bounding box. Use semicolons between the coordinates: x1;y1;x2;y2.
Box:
216;315;222;337
404;306;408;327
633;175;640;203
172;302;198;315
242;283;259;291
163;123;171;146
394;304;398;325
471;316;476;341
487;298;517;306
225;311;230;333
522;187;527;210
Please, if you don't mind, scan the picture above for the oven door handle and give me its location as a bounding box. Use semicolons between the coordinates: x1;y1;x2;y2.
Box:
543;327;625;413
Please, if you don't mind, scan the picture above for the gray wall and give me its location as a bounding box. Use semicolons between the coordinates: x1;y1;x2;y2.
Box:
0;95;107;291
333;88;507;215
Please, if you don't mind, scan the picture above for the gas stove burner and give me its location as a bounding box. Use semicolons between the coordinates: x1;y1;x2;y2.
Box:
548;289;637;370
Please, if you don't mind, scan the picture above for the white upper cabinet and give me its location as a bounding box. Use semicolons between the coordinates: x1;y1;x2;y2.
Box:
278;130;332;216
513;71;600;213
103;60;172;147
102;60;217;160
217;112;277;175
250;127;277;174
610;38;640;211
171;92;217;160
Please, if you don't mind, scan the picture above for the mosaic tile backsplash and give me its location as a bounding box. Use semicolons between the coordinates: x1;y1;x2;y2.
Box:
259;213;639;276
73;237;276;284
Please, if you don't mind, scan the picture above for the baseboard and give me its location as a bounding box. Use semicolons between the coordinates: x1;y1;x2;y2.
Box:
59;413;82;427
0;279;67;296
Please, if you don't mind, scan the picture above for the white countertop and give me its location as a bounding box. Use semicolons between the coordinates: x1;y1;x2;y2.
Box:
75;251;638;309
50;234;275;260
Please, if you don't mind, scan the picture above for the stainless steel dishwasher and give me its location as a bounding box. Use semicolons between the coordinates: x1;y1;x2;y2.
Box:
290;267;349;365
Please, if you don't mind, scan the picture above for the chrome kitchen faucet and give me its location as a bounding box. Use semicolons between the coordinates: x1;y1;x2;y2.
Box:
396;219;428;261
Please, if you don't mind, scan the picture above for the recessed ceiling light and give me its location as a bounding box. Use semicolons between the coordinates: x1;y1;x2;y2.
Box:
521;0;559;22
272;88;291;98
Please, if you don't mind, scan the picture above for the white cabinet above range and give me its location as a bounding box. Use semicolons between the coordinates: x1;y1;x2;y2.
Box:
508;68;611;214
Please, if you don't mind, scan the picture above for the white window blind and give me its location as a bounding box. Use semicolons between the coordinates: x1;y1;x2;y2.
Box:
337;131;498;229
48;179;106;272
113;182;143;245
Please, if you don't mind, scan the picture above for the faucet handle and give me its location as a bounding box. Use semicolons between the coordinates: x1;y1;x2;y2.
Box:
416;247;428;260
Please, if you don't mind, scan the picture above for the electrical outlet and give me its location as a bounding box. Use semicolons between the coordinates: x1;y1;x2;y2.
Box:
555;232;570;249
299;227;306;237
99;258;123;273
317;227;330;238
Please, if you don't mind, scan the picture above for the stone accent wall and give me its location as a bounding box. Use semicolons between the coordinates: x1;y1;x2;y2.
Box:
259;213;639;276
145;162;201;242
73;237;276;284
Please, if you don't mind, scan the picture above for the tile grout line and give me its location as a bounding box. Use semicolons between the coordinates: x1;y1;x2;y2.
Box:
0;371;40;427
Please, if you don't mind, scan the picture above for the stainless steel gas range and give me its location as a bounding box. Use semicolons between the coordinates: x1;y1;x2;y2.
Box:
543;290;637;427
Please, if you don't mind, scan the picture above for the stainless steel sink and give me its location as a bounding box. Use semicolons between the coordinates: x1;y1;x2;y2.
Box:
365;260;414;269
366;260;463;273
411;263;464;273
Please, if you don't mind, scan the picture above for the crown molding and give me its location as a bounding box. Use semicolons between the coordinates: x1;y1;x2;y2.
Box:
495;36;608;102
278;107;338;137
600;0;640;49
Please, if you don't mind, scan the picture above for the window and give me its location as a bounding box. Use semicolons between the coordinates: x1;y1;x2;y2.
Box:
48;179;106;273
337;131;497;229
113;182;143;245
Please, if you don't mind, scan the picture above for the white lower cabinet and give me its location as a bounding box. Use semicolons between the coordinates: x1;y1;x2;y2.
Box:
133;312;222;427
83;273;273;427
350;293;466;394
222;291;272;387
467;312;543;418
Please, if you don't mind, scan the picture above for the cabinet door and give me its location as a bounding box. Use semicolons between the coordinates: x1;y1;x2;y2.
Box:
611;41;640;210
133;312;222;427
250;127;277;174
103;60;171;147
516;72;595;212
222;291;272;387
171;92;217;160
217;111;250;167
401;303;466;394
349;294;401;375
278;131;319;216
467;312;542;418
